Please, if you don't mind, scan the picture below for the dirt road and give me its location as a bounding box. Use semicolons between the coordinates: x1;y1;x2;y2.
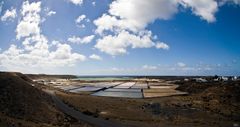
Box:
44;89;129;127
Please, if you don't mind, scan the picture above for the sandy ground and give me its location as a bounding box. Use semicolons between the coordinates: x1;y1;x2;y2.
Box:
56;90;238;127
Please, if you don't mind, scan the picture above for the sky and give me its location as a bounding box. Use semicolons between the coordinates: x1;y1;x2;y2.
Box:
0;0;240;76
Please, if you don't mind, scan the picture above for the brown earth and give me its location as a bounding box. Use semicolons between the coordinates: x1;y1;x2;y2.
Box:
56;80;240;127
0;72;92;127
176;80;240;121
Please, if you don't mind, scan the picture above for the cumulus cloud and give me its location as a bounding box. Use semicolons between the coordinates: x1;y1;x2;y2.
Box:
75;14;86;23
92;1;96;6
95;30;154;55
1;8;17;22
44;8;56;17
155;42;169;50
180;0;218;22
68;0;83;5
108;0;179;30
75;14;90;28
219;0;240;5
0;1;86;73
89;54;102;60
68;35;94;44
93;0;181;56
16;1;41;39
93;0;240;56
47;10;56;16
142;65;158;70
177;62;186;67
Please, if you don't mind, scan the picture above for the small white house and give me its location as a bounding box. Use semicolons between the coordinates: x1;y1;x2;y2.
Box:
195;78;207;83
233;76;238;80
221;76;228;81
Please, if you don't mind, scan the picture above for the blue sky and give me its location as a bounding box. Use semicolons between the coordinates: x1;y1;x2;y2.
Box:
0;0;240;75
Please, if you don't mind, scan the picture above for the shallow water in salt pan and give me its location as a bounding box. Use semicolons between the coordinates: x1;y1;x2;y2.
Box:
92;91;143;98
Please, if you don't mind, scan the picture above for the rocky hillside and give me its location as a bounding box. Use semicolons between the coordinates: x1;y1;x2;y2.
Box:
176;80;240;121
27;74;77;80
0;72;90;127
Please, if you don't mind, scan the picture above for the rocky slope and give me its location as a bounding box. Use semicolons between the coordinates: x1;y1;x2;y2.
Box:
0;72;91;127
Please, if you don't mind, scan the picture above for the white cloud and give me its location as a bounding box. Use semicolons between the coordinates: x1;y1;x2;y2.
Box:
95;30;154;55
93;0;180;56
180;0;218;23
16;1;41;39
219;0;240;5
68;35;94;44
92;1;96;6
96;0;178;33
0;1;86;73
50;43;86;61
68;0;83;5
0;42;86;72
155;42;169;50
142;65;158;70
1;8;17;21
75;14;90;28
75;14;86;23
109;0;178;29
93;0;240;56
89;54;102;60
177;62;186;67
47;10;56;16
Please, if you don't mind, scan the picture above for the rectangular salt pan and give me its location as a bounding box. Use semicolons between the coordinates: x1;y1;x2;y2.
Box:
92;91;143;98
131;83;148;89
92;82;121;88
143;88;177;93
114;82;135;89
149;86;177;89
105;88;141;92
69;86;104;93
58;85;81;91
143;92;188;98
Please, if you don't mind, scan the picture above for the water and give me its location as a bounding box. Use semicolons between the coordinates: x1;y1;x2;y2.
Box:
68;86;104;93
113;82;135;88
72;76;132;81
92;91;143;98
58;85;81;91
105;88;142;92
131;83;148;89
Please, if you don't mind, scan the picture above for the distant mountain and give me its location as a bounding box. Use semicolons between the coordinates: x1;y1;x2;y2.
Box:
26;74;77;80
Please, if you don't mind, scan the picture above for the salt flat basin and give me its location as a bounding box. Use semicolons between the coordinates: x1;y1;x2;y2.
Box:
114;82;135;89
92;82;123;88
143;91;188;98
149;85;178;89
105;88;142;92
57;85;81;91
131;83;148;89
91;83;114;88
92;91;143;98
143;88;177;93
148;83;171;85
68;86;105;93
